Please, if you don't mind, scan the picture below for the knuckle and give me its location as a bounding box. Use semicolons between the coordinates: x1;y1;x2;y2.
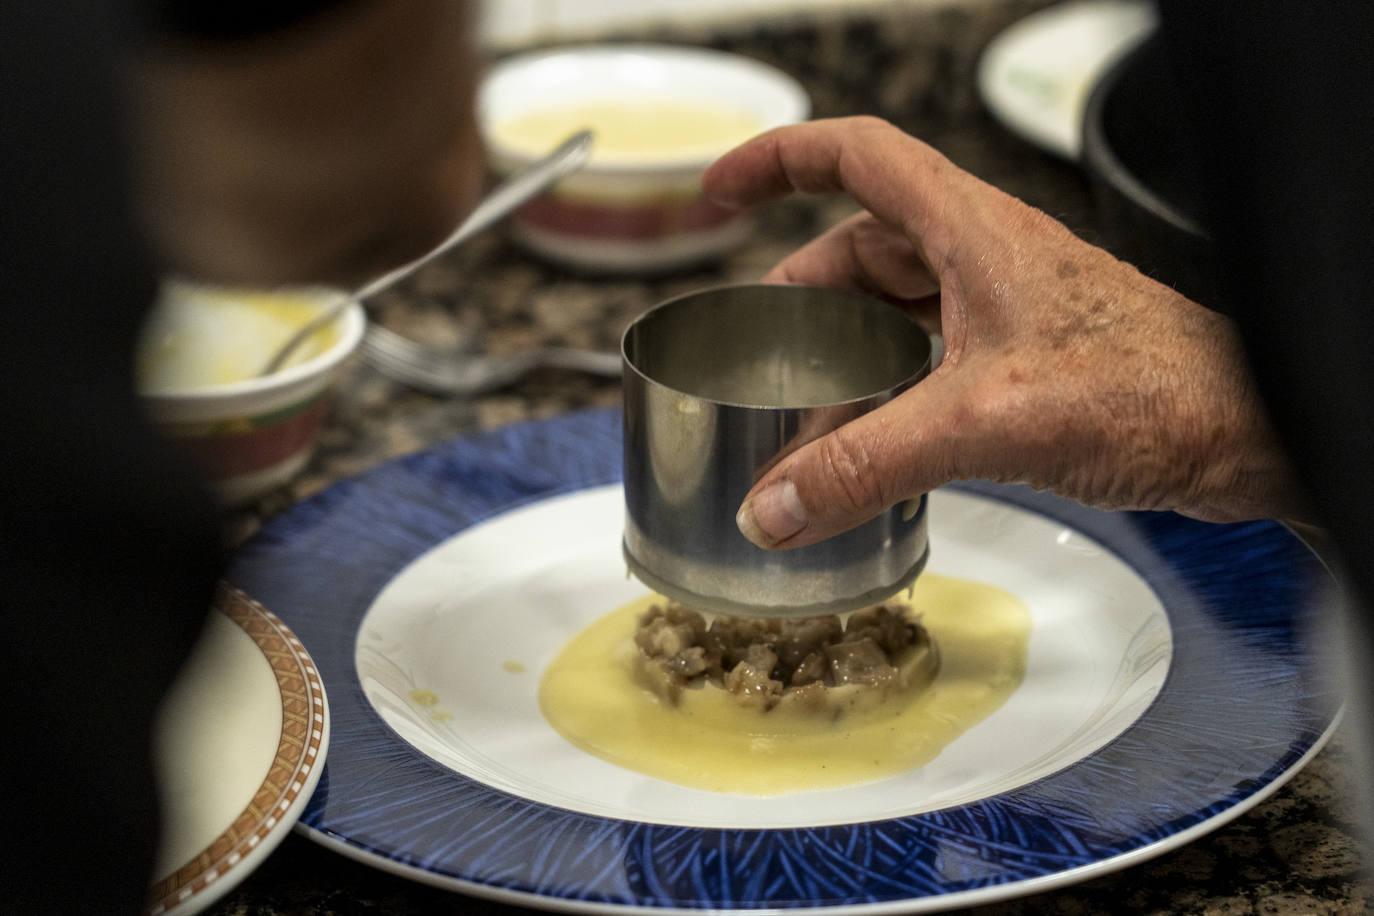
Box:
1010;202;1073;246
813;428;887;518
847;114;894;134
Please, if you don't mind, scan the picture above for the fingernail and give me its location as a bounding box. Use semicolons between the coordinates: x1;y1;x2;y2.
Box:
736;479;808;548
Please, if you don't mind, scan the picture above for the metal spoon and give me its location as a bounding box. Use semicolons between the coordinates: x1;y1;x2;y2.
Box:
259;129;594;376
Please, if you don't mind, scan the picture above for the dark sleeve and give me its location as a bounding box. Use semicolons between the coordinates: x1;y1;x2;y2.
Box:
1;1;223;912
139;0;364;40
1155;2;1374;613
1154;1;1374;808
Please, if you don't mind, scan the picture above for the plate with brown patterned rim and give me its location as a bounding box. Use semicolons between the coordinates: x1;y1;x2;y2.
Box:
145;583;329;916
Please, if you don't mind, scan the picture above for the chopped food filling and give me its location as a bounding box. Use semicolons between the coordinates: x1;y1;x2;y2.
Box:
632;602;934;712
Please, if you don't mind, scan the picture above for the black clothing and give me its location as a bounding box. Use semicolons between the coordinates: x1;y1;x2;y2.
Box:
1157;2;1374;780
1157;1;1374;622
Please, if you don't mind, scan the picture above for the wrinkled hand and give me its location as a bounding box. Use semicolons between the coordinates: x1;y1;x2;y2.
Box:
702;118;1304;550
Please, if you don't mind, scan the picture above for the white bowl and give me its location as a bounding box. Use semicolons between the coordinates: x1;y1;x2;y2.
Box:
479;44;810;274
138;282;365;504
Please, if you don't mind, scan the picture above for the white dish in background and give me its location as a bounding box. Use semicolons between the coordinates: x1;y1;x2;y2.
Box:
138;282;365;504
977;0;1156;160
147;586;329;916
478;44;809;273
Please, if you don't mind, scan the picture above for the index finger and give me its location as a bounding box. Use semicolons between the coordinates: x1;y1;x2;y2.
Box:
702;117;969;269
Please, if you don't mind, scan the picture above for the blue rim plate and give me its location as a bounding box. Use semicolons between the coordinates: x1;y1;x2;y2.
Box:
227;408;1342;913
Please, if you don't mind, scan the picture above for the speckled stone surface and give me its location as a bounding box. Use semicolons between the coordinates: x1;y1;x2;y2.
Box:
214;2;1371;913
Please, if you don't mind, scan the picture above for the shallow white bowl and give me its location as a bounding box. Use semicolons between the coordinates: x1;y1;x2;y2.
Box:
139;283;365;504
479;44;810;274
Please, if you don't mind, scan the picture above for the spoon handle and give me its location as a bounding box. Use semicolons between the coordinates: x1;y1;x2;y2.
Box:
259;129;594;376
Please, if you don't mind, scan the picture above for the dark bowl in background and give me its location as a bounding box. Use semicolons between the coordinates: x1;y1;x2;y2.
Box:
1081;33;1228;311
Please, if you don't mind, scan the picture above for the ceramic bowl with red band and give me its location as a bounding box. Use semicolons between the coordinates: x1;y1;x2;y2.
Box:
138;282;365;504
479;44;810;274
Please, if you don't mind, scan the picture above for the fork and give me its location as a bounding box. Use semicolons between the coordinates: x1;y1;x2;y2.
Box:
361;323;622;396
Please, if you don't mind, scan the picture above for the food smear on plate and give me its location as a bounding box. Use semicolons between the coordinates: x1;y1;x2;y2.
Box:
489;98;765;165
137;288;340;391
539;573;1030;795
409;688;440;706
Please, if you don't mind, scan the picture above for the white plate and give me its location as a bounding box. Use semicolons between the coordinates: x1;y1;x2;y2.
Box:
147;585;329;916
357;485;1170;828
227;409;1340;913
977;1;1156;159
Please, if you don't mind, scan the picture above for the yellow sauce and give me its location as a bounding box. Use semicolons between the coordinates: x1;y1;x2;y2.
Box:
539;574;1031;795
409;688;452;722
138;290;340;390
409;688;440;706
489;99;765;165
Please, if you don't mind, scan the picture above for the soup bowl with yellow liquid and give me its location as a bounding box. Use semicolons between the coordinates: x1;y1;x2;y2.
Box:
479;44;809;274
137;281;364;504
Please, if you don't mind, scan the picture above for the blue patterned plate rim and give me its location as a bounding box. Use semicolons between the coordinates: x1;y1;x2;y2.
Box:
227;408;1342;913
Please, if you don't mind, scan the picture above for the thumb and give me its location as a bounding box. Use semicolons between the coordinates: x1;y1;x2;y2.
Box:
735;375;963;549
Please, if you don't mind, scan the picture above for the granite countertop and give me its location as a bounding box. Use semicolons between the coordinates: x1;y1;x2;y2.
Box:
213;3;1370;913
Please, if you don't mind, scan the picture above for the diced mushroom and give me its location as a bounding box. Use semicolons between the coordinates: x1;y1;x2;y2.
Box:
825;637;897;686
664;645;709;679
724;658;783;710
790;651;827;687
705;616;782;671
844;606;917;656
635;603;707;658
774;615;844;672
635;656;684;704
632;601;930;711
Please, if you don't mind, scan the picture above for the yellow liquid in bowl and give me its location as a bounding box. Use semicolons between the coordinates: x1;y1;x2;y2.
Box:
539;574;1031;796
489;99;766;165
138;289;341;390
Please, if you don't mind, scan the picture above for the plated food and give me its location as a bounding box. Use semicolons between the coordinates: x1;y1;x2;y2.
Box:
539;573;1030;795
242;410;1335;911
629;601;935;711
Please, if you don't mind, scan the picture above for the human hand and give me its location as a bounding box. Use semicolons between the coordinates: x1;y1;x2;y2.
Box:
702;117;1305;549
